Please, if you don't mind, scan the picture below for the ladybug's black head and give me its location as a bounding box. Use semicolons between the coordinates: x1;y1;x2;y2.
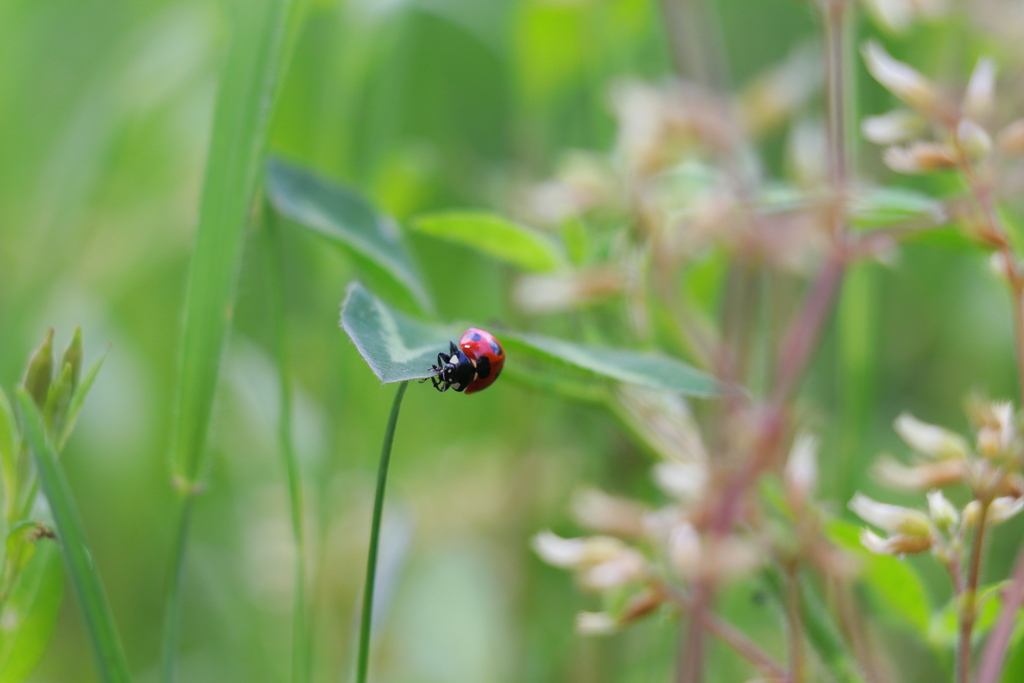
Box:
421;339;473;393
425;341;476;393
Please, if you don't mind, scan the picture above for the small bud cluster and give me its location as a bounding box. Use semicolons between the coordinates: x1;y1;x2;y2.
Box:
851;402;1024;559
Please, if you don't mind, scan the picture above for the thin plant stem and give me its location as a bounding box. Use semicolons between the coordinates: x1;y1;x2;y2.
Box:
977;546;1024;683
160;492;195;683
958;502;990;683
356;381;409;683
786;567;805;683
664;583;789;682
266;211;310;683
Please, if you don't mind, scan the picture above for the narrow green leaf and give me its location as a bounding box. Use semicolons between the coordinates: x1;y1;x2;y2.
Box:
341;282;456;384
828;519;931;635
266;159;433;312
58;348;108;451
0;390;17;522
170;0;304;486
503;333;721;397
0;542;64;683
17;391;131;683
164;2;306;680
849;186;945;229
412;211;564;272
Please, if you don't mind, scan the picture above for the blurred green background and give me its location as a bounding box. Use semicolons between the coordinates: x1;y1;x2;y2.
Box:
1;0;1021;681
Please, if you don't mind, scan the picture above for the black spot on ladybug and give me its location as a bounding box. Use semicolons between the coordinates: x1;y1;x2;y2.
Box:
469;332;482;341
489;340;502;355
477;355;491;379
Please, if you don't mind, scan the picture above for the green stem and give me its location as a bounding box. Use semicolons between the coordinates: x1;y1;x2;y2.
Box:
266;211;310;683
160;492;195;683
356;381;409;683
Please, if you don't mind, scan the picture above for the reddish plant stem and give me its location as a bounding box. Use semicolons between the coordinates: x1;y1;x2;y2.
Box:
958;501;990;683
977;547;1024;683
666;583;790;682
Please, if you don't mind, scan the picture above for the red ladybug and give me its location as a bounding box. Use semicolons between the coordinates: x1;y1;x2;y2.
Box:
426;327;505;394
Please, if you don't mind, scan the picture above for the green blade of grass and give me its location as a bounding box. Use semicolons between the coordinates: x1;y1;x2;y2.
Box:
265;208;309;683
356;381;409;683
163;0;306;680
16;391;131;683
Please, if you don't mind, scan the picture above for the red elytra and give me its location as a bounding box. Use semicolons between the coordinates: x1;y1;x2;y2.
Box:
458;327;505;394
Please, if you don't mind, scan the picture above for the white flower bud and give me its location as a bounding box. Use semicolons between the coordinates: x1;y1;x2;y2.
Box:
883;143;957;174
927;490;959;529
963;500;982;527
572;489;648;537
893;412;969;459
874;457;966;490
862;109;926;145
785;433;818;504
988;497;1024;525
976;401;1015;458
860;528;933;555
990;253;1018;283
957;119;993;160
964;58;997;120
861;0;914;32
849;492;933;537
862;41;940;115
653;462;708;502
668;523;702;577
532;531;623;568
576;612;618;635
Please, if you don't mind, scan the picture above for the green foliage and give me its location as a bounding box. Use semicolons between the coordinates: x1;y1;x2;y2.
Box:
17;392;131;683
266;158;433;312
341;282;456;384
0;543;64;683
169;0;305;487
829;520;932;635
412;211;564;272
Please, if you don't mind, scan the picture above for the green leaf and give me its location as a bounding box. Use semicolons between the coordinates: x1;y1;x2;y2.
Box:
412;211;564;272
0;542;64;683
165;2;307;679
58;349;108;451
503;333;721;397
170;0;305;486
266;158;433;312
828;519;931;635
928;582;1006;648
341;282;455;384
17;391;132;683
0;389;17;521
849;186;945;229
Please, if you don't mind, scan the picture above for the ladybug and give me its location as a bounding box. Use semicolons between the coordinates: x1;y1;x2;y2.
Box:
425;327;505;394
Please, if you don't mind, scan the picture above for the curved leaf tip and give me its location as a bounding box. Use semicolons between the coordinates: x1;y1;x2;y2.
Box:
341;282;456;384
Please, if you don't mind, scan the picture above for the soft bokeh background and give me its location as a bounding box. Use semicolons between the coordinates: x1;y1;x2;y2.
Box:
1;0;1021;681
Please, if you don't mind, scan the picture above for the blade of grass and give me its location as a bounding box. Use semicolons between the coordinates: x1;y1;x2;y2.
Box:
265;207;310;683
162;0;306;680
16;391;132;683
356;381;409;683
